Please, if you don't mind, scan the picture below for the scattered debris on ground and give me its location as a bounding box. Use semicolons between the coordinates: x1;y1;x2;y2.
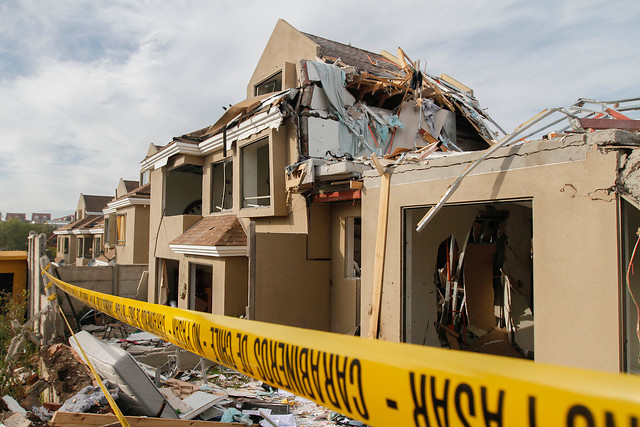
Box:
0;320;364;426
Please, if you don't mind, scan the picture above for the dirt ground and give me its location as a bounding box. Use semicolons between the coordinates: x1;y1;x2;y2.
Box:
40;343;92;401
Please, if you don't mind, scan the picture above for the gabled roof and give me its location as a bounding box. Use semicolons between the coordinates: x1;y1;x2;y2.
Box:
82;195;113;213
123;180;140;193
303;32;401;78
127;182;150;198
55;215;103;233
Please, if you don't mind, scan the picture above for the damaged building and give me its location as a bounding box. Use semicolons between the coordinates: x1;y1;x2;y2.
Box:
37;19;640;377
361;128;640;373
141;19;504;336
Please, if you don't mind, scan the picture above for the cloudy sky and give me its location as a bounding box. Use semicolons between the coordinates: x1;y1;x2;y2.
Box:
0;0;638;218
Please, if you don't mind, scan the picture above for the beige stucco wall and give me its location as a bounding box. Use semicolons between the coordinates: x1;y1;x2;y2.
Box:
254;232;330;331
247;19;318;98
115;205;150;265
361;137;622;372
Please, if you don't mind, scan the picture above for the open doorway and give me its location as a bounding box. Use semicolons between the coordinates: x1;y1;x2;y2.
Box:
157;258;179;307
190;263;213;313
404;201;533;359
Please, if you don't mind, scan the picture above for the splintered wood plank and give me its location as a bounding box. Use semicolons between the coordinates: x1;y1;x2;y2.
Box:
367;172;391;339
51;411;244;427
579;118;640;131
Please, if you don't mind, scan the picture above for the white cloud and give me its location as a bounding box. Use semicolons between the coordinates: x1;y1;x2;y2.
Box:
0;0;638;216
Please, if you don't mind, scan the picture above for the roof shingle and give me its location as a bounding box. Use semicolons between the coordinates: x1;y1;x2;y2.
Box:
170;215;246;247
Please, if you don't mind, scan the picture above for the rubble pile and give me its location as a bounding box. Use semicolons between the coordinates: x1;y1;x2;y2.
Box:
1;321;364;426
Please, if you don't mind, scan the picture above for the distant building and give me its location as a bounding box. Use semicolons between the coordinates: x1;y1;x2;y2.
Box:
31;213;51;223
5;213;26;221
0;251;27;297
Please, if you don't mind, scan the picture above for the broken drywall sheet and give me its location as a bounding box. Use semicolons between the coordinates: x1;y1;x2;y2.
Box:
308;117;341;157
69;330;178;419
463;243;497;332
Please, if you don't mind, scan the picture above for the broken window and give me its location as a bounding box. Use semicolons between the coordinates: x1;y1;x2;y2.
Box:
211;158;233;213
345;217;362;278
242;137;270;208
62;237;69;255
403;202;533;359
254;71;282;96
190;263;213;313
116;214;126;245
164;164;203;216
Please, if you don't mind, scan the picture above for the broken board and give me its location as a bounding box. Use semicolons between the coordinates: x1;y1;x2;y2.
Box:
463;244;497;332
50;411;244;426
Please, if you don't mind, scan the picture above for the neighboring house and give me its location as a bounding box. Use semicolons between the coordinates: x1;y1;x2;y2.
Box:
140;19;499;333
54;194;111;265
103;179;150;265
31;213;51;223
5;213;26;221
0;251;27;298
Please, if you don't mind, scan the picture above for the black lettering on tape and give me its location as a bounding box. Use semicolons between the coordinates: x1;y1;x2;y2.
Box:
606;411;615;427
277;342;289;389
566;405;595;427
236;333;252;375
454;383;475;427
254;338;267;382
299;348;314;399
284;343;300;394
410;372;429;427
349;359;368;420
481;387;504;427
323;353;340;409
430;376;449;427
310;350;324;403
528;396;536;427
336;355;350;413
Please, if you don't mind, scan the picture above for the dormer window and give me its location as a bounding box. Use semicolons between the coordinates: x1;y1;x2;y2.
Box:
254;71;282;96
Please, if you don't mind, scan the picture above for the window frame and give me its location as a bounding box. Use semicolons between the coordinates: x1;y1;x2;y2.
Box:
116;214;126;245
211;158;233;213
241;137;271;209
254;70;282;96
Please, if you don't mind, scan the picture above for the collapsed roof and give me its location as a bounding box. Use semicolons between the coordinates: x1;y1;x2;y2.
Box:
145;28;506;170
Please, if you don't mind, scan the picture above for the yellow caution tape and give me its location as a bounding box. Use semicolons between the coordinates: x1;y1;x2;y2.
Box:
47;293;57;301
42;268;640;427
